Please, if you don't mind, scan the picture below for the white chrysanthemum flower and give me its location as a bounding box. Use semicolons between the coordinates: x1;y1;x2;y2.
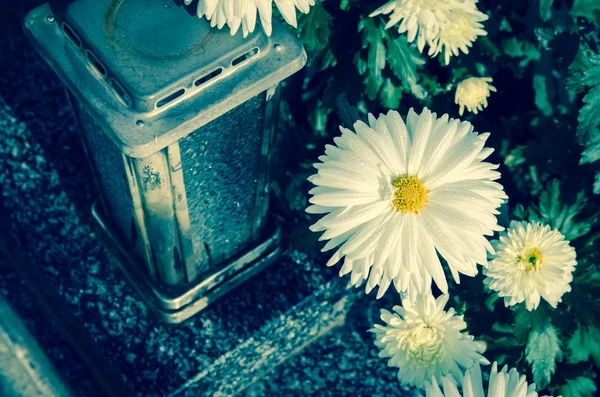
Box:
184;0;314;37
370;0;488;64
455;77;496;116
430;11;488;65
484;221;577;311
307;108;506;298
425;362;538;397
371;294;487;388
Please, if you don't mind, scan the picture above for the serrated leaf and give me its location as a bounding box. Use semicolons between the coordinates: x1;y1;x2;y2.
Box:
336;95;365;128
577;54;600;193
580;130;600;165
484;292;501;312
504;145;527;169
529;180;597;241
296;3;333;53
356;17;386;100
356;17;426;103
358;17;386;78
308;100;331;136
567;325;600;366
385;34;426;98
560;376;598;397
593;172;600;193
526;320;563;388
533;74;553;116
320;49;337;69
578;55;600;142
503;37;541;67
572;0;600;23
514;305;533;343
354;52;367;75
513;204;528;221
540;0;554;21
364;73;384;100
379;78;402;109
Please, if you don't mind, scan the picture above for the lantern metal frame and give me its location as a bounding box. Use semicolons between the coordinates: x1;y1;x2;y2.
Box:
24;0;305;323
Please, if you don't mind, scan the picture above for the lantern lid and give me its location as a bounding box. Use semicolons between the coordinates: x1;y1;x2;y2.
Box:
24;0;306;158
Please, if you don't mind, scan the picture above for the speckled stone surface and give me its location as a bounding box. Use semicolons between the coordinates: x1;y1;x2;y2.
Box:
242;293;418;397
0;16;357;397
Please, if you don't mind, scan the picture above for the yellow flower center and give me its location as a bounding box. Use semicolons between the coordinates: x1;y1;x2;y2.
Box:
405;325;444;366
392;176;428;213
518;248;544;272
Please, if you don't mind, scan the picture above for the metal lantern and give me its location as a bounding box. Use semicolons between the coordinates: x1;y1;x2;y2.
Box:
24;0;306;323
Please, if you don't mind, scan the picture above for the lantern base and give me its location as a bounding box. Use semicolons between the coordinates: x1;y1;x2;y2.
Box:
91;201;282;323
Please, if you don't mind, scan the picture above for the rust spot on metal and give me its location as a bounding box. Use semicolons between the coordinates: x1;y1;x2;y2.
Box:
141;165;161;190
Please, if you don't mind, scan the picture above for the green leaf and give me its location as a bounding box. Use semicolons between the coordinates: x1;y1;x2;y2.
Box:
484;292;501;312
358;17;386;79
336;95;365;129
578;54;600;143
567;325;600;366
379;78;403;109
296;3;333;53
356;17;426;104
357;17;386;100
514;305;534;344
364;73;384;100
354;52;367;75
560;376;598;397
526;318;563;388
533;74;553;116
513;204;528;221
593;172;600;193
504;145;527;169
580;130;600;165
308;100;331;136
320;48;337;70
572;0;600;25
385;34;426;99
577;54;600;193
540;0;554;21
502;37;541;67
528;180;597;241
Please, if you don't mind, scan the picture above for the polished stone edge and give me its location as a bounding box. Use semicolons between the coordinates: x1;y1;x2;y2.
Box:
172;277;355;397
0;296;74;397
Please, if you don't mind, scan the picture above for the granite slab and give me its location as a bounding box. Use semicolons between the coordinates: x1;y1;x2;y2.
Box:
242;294;419;397
0;268;103;397
0;20;357;397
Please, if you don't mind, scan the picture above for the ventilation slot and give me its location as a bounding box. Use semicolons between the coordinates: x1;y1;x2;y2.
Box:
62;23;81;47
231;47;259;67
195;68;223;87
110;79;132;107
86;51;106;76
156;88;185;108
